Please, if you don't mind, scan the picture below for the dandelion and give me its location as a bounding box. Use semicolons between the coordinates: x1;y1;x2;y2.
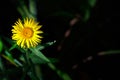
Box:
11;18;43;48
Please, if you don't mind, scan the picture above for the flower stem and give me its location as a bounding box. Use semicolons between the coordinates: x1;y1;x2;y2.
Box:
21;49;30;80
26;49;30;65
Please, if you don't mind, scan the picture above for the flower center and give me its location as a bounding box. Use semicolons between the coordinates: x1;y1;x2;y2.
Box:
22;27;33;38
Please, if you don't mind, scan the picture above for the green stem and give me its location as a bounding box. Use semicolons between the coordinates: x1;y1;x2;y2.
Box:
21;49;30;80
26;49;30;65
28;59;40;80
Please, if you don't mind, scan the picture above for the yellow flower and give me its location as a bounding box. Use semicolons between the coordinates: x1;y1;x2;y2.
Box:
11;18;43;48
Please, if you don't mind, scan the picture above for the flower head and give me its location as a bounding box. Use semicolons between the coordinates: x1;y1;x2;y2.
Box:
11;18;43;48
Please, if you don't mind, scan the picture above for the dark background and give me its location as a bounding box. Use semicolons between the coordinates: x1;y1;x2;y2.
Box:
0;0;120;80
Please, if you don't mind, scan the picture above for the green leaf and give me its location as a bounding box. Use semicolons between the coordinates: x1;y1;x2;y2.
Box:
3;36;17;51
36;41;56;50
29;53;59;64
3;50;22;67
83;9;90;22
0;38;3;53
17;0;34;18
30;48;50;63
3;36;25;53
88;0;96;7
98;50;120;55
29;53;48;64
61;72;72;80
2;54;18;67
9;44;17;51
48;63;72;80
48;58;59;63
29;0;37;18
5;50;14;60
